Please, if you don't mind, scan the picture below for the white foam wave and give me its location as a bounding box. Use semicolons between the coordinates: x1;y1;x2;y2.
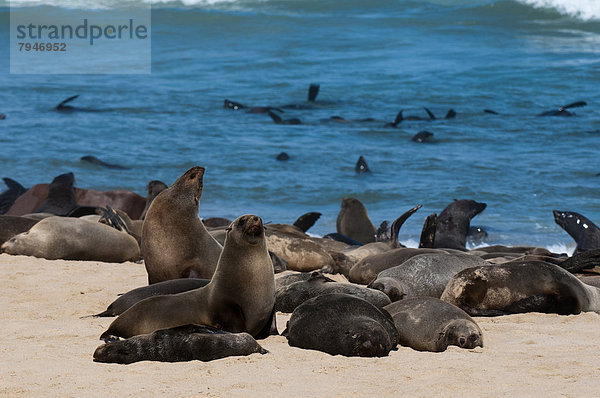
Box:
517;0;600;21
4;0;249;8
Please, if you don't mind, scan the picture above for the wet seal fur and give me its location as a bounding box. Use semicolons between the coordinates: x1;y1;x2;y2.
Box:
434;199;487;251
285;293;398;357
553;210;600;254
93;324;267;364
384;297;483;352
101;214;276;340
142;166;223;283
441;261;600;316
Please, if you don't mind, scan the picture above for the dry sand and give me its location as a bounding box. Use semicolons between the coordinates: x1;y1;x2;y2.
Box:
2;253;600;397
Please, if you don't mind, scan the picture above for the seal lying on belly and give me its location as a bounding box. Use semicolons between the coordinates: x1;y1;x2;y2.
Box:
100;214;276;340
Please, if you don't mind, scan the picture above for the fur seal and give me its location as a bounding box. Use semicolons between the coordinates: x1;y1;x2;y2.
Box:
93;324;267;364
0;113;5;119
355;156;370;173
276;152;290;161
553;210;600;254
384;297;483;352
1;216;140;262
411;131;435;143
285;293;398;357
538;101;586;116
368;251;488;301
268;111;301;125
0;178;27;214
441;261;600;316
142;166;222;283
336;197;376;245
35;172;78;215
54;95;104;113
93;278;211;317
101;214;276;340
275;271;391;313
434;199;487;251
80;155;129;170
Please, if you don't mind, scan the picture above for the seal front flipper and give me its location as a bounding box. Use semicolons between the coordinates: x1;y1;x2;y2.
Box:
308;83;320;102
55;94;79;110
419;213;437;248
2;178;26;193
560;101;587;111
255;307;278;339
424;107;436;120
389;204;422;248
292;212;322;233
268;111;283;124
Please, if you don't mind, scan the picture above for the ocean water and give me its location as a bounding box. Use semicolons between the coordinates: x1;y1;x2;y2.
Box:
1;0;599;252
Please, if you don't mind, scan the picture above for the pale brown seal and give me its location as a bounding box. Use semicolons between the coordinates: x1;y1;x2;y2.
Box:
100;214;276;340
336;197;376;244
142;166;223;284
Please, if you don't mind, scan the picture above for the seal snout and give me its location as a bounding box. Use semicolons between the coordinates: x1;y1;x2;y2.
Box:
243;215;263;237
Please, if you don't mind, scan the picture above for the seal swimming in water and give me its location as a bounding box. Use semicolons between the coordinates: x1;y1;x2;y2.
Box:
434;199;487;251
101;214;276;340
441;261;600;316
538;101;586;117
553;210;600;254
93;324;267;364
142;166;223;283
411;131;435;143
80;155;129;170
268;111;301;125
384;297;483;352
355;156;370;173
0;178;27;214
285;293;398;357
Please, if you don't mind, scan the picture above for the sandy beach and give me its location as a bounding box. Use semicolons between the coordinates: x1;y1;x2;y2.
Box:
1;253;600;397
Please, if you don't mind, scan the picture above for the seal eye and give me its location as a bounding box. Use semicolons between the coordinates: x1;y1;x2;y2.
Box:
189;173;197;180
238;218;246;227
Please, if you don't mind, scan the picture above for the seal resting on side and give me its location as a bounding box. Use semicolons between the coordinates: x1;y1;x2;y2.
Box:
384;297;483;352
100;214;276;340
142;166;223;283
93;324;267;364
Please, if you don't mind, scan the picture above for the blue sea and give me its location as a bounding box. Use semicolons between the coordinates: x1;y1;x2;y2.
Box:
1;0;599;252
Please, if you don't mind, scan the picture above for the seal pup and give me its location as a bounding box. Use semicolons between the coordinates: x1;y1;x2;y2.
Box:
275;271;391;313
441;261;600;316
553;210;600;254
0;178;27;214
1;216;140;262
434;199;487;251
368;251;488;301
93;324;267;364
336;197;377;245
142;166;223;283
101;214;276;340
538;101;586;116
80;155;129;170
268;111;301;125
355;156;370;173
285;293;398;357
384;297;483;352
92;278;211;317
140;180;168;220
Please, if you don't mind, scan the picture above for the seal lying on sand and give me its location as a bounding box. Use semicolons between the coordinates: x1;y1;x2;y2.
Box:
441;261;600;316
285;293;398;357
275;271;391;313
93;324;267;364
1;216;140;262
101;214;276;340
142;166;223;283
0;215;39;245
384;297;483;352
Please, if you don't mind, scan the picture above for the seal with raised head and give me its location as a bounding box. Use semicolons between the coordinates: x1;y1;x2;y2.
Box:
285;293;398;357
434;199;487;251
93;324;267;364
384;297;483;352
441;260;600;316
336;197;377;245
35;172;78;216
553;210;600;254
142;166;223;284
1;216;140;262
101;214;276;340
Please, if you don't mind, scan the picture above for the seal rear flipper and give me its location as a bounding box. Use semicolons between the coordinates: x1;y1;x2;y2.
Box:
389;204;422;248
292;212;322;233
424;107;436;120
2;177;26;193
445;109;456;119
308;83;320;102
255;307;278;339
56;94;79;109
